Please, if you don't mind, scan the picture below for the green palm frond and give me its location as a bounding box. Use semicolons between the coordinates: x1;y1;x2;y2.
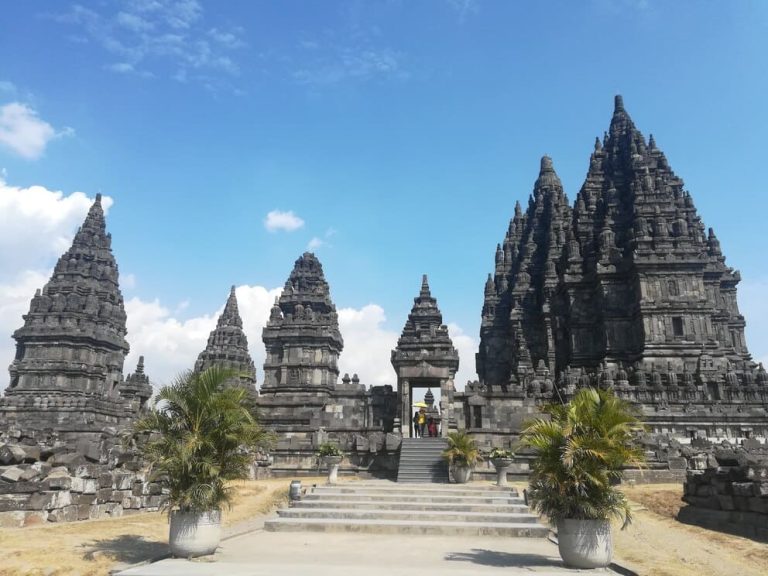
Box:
131;366;275;513
520;387;646;529
442;431;480;466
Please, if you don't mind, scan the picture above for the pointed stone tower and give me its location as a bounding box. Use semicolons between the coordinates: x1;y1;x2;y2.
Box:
392;275;459;437
0;195;146;441
473;96;767;440
477;156;571;393
256;253;394;472
261;252;343;391
563;95;750;375
194;286;257;392
119;355;153;409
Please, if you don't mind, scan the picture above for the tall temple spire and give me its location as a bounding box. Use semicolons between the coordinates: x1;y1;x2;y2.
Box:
262;252;343;390
195;286;257;391
1;194;143;439
477;154;570;389
219;285;243;328
478;95;754;402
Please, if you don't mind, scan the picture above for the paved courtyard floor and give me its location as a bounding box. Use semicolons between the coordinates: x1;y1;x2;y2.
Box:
117;525;622;576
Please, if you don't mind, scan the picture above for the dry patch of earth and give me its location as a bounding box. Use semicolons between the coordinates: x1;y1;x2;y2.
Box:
0;477;316;576
614;483;768;576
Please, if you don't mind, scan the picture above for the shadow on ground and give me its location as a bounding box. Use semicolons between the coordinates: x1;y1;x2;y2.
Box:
445;548;563;568
82;534;168;564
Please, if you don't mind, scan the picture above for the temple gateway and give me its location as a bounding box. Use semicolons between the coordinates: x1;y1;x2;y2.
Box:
1;97;767;493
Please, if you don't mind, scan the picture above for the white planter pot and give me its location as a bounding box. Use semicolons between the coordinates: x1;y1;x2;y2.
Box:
452;464;472;484
322;455;343;484
169;509;222;558
491;458;513;487
557;518;613;569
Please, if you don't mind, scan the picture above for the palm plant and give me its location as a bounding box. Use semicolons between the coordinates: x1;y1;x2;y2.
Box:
133;366;275;513
520;387;645;528
442;430;480;467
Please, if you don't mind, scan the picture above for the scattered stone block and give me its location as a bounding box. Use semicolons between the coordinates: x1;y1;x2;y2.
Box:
114;472;135;490
0;445;26;465
49;505;79;522
0;481;42;494
44;476;72;491
1;467;25;482
51;452;85;470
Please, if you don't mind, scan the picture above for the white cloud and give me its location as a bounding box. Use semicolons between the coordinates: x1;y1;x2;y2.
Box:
307;237;324;250
0;81;16;94
0;179;112;274
0;103;72;160
447;322;478;390
294;47;407;86
446;0;480;22
122;273;137;290
124;284;282;386
55;1;243;87
264;209;304;232
337;304;399;385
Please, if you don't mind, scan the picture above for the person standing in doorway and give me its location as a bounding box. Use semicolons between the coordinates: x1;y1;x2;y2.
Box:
413;411;421;437
418;408;426;438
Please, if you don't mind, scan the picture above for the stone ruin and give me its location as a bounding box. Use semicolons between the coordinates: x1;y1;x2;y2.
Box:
0;196;164;526
679;440;768;541
1;96;767;524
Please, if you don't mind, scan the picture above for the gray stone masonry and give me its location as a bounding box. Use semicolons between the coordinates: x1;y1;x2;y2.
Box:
0;195;152;442
469;95;768;449
257;253;398;476
679;441;768;541
194;286;257;392
392;275;459;438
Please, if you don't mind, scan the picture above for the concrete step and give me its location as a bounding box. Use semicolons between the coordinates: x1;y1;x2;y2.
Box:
277;507;540;523
311;485;517;497
303;493;523;505
292;499;530;513
308;486;522;497
264;517;549;537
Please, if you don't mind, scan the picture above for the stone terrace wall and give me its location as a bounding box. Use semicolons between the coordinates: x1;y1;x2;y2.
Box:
678;442;768;541
0;433;166;527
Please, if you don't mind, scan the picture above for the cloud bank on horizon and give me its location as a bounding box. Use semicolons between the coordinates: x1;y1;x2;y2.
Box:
0;181;480;391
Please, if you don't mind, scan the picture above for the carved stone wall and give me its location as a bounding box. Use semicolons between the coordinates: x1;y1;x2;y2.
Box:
475;96;768;440
256;253;398;476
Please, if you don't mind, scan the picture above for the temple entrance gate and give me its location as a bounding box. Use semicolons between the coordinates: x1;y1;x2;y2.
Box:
390;275;460;439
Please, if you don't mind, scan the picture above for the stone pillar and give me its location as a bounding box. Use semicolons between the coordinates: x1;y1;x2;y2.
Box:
401;380;411;438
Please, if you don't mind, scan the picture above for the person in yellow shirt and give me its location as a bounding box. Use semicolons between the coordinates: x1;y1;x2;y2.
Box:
417;409;426;438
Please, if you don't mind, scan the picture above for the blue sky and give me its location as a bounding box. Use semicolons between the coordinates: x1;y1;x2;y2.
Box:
1;1;767;388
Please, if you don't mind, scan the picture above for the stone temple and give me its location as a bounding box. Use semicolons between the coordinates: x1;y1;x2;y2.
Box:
1;97;767;503
474;95;768;441
194;286;257;392
0;195;151;445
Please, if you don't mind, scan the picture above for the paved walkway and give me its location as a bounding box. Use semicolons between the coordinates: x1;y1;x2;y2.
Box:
117;519;622;576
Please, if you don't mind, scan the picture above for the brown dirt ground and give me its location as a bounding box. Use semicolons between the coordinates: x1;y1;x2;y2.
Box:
0;477;324;576
613;483;768;576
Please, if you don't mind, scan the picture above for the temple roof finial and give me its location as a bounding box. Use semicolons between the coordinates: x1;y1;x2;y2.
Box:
535;155;562;190
614;94;624;112
420;274;431;297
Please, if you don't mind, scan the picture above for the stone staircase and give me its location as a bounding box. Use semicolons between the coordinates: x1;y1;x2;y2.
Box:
396;437;449;483
264;482;549;537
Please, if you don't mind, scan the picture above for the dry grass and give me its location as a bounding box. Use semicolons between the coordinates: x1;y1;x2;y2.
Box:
613;483;768;576
0;478;320;576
